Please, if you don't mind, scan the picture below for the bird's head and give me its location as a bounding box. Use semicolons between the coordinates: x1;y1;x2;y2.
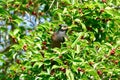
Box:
59;24;68;31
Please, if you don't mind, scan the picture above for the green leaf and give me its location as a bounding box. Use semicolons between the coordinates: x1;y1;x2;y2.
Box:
52;65;61;69
89;32;96;41
71;32;84;48
33;62;43;68
87;69;101;80
76;45;80;53
13;19;23;25
58;13;63;21
80;21;87;32
13;29;20;35
66;69;74;80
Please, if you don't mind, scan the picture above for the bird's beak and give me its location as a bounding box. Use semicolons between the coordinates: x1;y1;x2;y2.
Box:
67;27;71;29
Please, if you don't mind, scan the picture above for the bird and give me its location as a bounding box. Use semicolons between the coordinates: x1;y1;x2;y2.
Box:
51;24;68;48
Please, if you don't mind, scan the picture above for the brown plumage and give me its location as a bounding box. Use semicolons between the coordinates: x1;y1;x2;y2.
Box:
51;24;68;48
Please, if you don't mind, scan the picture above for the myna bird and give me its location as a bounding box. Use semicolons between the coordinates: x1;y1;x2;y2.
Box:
51;24;68;48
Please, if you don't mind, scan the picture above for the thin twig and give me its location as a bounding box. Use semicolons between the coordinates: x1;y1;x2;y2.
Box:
49;0;56;10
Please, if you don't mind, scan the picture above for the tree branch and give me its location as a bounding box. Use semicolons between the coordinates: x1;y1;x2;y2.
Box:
0;44;11;53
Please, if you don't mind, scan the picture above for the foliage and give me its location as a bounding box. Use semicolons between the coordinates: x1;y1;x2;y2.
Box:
0;0;120;80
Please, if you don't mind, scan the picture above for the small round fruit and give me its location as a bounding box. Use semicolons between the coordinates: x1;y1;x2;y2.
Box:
97;70;102;75
114;60;119;65
110;48;115;55
42;45;48;50
26;4;29;8
79;9;82;14
80;36;84;39
77;67;82;72
100;9;104;13
89;62;94;66
42;41;47;45
21;66;26;71
39;12;44;16
16;59;21;64
102;0;106;3
78;67;85;72
29;1;33;5
50;69;55;75
12;37;17;43
60;67;66;73
32;11;37;16
23;44;27;51
59;55;62;59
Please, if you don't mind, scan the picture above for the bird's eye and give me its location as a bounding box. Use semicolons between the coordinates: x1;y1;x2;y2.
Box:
59;24;61;27
61;26;68;30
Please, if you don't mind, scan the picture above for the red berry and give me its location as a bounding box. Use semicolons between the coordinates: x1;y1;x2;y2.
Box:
21;66;26;71
102;0;106;3
16;59;21;64
26;4;29;8
42;45;48;50
110;48;115;55
77;67;85;73
100;9;104;13
50;69;55;75
32;11;37;16
39;12;44;16
12;37;17;43
24;44;27;47
77;67;82;72
79;9;82;14
80;36;84;39
97;70;102;75
23;44;27;51
89;62;94;66
60;67;66;73
114;60;119;65
29;1;33;5
42;41;47;45
59;55;62;59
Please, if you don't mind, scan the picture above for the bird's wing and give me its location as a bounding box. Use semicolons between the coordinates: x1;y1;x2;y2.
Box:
51;32;58;41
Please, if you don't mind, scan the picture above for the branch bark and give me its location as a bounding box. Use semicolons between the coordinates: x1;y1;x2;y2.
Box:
0;44;12;53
